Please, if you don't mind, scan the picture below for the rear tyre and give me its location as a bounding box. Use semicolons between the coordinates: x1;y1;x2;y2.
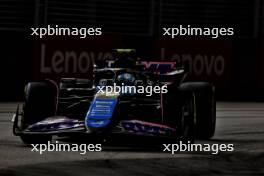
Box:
20;82;56;144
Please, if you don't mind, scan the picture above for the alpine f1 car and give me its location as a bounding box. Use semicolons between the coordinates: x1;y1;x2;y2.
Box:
13;49;216;144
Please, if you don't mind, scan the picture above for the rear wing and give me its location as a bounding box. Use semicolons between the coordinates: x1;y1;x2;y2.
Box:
105;60;177;74
140;61;176;74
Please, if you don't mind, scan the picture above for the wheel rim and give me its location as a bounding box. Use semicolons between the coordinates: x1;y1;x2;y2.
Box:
180;94;195;141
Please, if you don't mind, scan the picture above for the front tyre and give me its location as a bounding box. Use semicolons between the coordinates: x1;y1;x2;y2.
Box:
164;86;195;143
179;82;216;139
20;82;56;144
177;92;195;143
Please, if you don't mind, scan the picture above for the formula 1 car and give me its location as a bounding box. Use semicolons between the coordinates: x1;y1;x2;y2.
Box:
13;49;216;144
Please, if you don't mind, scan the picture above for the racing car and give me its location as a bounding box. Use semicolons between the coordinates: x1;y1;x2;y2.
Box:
13;49;216;144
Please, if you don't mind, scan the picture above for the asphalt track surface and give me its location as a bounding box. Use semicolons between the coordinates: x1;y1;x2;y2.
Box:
0;102;264;176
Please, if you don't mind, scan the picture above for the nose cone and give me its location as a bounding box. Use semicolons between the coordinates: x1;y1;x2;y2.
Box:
85;96;118;130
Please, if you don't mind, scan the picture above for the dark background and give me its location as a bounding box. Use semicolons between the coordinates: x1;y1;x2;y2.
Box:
0;0;263;101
